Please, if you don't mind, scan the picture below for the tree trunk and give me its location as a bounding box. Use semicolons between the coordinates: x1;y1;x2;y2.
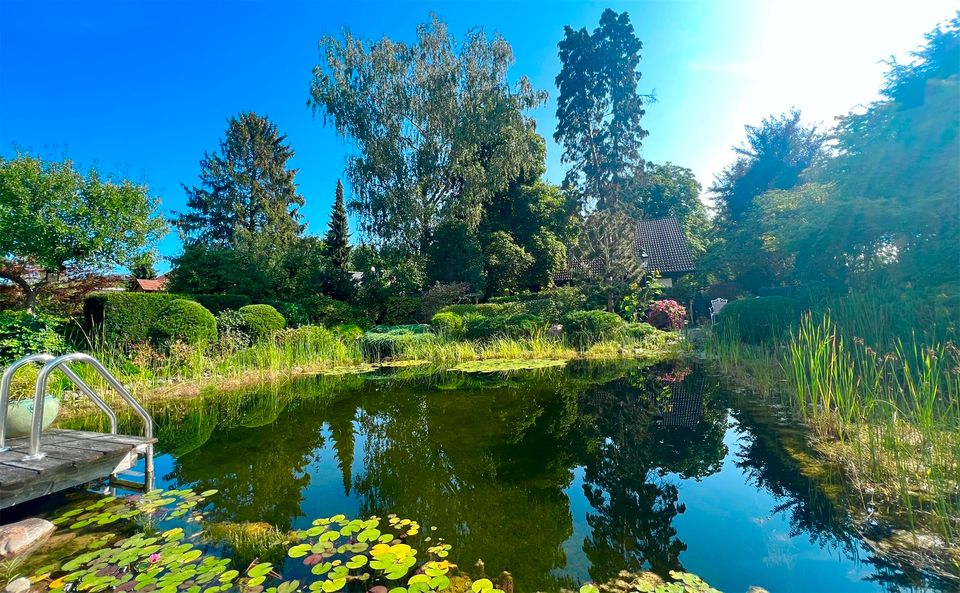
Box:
0;270;39;313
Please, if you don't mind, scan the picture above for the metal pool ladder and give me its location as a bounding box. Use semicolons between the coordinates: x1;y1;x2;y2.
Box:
0;352;155;493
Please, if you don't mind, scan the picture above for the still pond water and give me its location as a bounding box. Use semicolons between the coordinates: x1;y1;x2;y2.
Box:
35;361;945;592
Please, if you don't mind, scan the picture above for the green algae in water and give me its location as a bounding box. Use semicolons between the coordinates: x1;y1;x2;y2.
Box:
449;359;567;373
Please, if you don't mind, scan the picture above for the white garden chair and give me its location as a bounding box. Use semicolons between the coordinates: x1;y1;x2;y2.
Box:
709;298;728;325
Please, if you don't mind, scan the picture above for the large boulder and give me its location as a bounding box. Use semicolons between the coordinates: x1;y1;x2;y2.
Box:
0;517;55;559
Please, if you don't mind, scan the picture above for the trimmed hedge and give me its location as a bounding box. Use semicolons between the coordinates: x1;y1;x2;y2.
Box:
85;292;184;347
238;304;286;342
149;299;217;345
190;294;252;315
562;310;627;349
716;296;800;344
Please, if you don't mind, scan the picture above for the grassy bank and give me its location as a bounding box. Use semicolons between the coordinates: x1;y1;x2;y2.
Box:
703;292;960;581
23;325;682;408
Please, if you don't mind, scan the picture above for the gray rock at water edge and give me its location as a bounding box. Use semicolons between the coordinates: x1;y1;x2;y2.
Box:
547;324;564;338
4;577;31;593
0;517;56;559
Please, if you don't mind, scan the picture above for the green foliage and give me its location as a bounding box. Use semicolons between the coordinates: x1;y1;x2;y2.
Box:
430;312;466;339
304;295;371;329
626;322;657;340
324;180;352;271
484;231;533;296
716;296;800;344
524;229;567;290
0;153;166;310
575;208;644;311
629;162;710;256
167;244;257;296
266;300;309;328
425;220;485;291
176;112;304;246
150;299;218;346
464;313;542;341
309;15;547;254
562;310;627;349
419;282;472;321
0;310;65;363
85;292;184;347
361;327;437;360
555;9;648;209
191;294;253;315
645;299;687;331
239;304;287;342
383;295;421;326
215;309;252;351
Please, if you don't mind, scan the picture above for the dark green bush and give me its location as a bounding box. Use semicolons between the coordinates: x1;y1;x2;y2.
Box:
368;324;432;335
84;292;184;347
716;296;800;344
441;302;523;318
382;295;421;325
430;312;466;339
361;327;437;359
562;310;627;349
0;310;66;363
304;295;372;329
265;300;309;328
190;294;252;315
149;299;217;345
238;304;286;342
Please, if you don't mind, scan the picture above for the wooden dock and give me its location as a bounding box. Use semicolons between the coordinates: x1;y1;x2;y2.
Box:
0;429;154;509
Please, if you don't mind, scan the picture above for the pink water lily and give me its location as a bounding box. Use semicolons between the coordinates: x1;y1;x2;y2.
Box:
149;553;161;563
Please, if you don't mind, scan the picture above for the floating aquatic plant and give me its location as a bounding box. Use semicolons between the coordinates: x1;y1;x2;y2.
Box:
449;359;566;373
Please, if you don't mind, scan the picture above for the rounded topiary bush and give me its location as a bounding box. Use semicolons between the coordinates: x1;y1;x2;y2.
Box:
716;296;800;344
430;311;465;339
562;310;627;349
150;299;217;345
238;304;286;342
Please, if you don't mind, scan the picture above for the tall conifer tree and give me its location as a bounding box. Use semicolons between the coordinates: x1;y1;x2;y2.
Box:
324;180;351;271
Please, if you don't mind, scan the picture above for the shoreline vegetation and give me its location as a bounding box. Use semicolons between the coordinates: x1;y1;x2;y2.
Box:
701;289;960;583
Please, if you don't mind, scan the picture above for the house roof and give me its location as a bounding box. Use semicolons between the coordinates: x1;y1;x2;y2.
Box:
132;274;168;292
553;216;695;283
633;217;696;275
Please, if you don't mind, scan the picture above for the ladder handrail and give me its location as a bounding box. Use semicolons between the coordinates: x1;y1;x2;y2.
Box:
1;354;119;451
23;353;153;461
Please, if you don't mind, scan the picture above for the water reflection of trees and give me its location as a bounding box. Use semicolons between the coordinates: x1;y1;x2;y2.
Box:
156;363;898;590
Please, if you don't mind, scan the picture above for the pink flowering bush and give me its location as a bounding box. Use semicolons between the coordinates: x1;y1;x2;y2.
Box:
647;299;687;331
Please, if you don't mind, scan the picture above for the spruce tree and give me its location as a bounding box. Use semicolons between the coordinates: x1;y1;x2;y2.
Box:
324;180;351;271
177;112;305;246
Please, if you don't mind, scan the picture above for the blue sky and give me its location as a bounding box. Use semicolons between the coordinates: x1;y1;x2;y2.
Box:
1;0;955;266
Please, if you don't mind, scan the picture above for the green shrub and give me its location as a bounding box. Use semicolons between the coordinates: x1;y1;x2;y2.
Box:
332;324;365;341
84;292;183;347
430;312;466;339
0;310;66;363
440;302;522;318
361;327;437;359
716;296;800;344
215;309;251;351
382;295;421;325
238;304;286;342
149;299;217;345
464;313;542;341
304;295;372;329
562;310;627;349
419;282;472;321
626;322;658;340
190;294;252;315
265;300;309;328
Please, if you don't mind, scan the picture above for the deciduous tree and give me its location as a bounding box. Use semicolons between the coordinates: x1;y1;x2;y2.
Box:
0;154;166;311
309;15;546;254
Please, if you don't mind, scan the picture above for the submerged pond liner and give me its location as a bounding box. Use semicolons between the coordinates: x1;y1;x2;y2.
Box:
39;361;957;592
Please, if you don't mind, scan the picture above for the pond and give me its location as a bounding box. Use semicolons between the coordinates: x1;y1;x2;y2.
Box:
13;361;949;592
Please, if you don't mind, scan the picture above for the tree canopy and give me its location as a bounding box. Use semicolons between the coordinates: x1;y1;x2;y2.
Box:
0;154;166;310
309;15;547;254
176;112;305;247
555;8;650;210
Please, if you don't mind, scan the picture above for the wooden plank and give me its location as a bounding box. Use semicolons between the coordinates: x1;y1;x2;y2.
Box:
0;449;137;509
